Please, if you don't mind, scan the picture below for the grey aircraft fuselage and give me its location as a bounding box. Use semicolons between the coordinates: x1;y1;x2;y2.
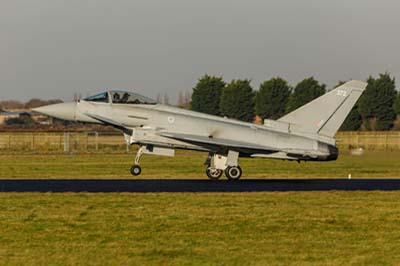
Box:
34;80;367;179
99;101;331;157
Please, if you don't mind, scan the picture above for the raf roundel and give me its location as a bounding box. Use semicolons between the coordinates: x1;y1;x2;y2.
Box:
167;116;175;124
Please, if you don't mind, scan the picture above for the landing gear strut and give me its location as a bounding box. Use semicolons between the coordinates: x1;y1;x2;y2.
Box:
205;152;242;180
131;146;144;176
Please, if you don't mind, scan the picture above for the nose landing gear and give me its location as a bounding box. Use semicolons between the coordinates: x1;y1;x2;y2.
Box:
130;146;144;176
129;145;176;176
131;165;142;176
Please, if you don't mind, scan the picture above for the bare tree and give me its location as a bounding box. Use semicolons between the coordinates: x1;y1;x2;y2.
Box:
177;91;191;109
184;91;192;109
156;93;162;103
73;93;82;102
25;99;63;109
163;93;170;105
177;91;184;107
0;100;25;110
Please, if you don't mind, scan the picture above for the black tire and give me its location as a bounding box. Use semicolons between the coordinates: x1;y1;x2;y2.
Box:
130;165;142;176
206;167;223;180
225;166;242;180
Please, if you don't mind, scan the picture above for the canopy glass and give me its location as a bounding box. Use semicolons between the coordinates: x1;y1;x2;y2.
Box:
84;91;157;105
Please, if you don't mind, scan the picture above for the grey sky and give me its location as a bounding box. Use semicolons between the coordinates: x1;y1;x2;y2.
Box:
1;0;400;102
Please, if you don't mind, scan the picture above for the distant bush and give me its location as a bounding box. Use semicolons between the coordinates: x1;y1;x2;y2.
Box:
0;99;63;110
5;114;36;126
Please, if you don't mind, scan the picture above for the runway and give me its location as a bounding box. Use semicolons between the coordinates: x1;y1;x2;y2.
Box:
0;179;400;192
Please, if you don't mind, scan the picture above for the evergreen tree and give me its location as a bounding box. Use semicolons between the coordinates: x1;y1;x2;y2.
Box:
286;77;326;113
191;75;225;115
358;73;397;130
393;92;400;116
340;105;362;131
255;77;291;120
393;92;400;130
220;79;255;122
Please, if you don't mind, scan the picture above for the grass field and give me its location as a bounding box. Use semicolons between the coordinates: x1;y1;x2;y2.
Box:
1;192;400;265
0;150;400;179
1;151;400;265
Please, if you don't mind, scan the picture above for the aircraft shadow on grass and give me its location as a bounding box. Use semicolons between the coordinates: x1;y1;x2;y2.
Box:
0;179;400;192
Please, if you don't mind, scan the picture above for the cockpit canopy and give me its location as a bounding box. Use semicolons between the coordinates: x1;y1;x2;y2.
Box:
84;91;158;105
109;91;157;105
84;92;109;103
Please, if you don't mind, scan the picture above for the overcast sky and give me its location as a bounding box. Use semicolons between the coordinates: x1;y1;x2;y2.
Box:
1;0;400;102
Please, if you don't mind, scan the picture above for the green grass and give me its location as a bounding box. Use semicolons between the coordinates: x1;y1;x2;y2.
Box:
0;192;400;265
0;150;400;179
1;151;400;265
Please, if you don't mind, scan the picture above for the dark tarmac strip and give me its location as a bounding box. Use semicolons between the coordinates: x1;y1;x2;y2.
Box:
1;179;400;192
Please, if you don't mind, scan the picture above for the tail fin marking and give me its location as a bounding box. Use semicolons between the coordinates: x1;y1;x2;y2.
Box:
278;80;367;138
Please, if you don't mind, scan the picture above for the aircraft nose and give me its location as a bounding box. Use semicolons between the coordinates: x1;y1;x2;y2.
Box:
33;102;77;121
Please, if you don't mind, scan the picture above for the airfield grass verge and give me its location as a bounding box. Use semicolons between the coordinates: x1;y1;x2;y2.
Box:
0;192;400;265
0;150;400;179
1;151;400;265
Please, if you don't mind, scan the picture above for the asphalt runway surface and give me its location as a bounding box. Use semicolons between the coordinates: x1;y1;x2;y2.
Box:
0;179;400;192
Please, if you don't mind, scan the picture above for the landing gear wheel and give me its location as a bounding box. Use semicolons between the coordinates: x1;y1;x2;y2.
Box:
206;167;223;180
130;165;142;176
225;166;242;180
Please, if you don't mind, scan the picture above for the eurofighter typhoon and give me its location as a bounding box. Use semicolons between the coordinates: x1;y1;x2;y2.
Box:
34;80;366;180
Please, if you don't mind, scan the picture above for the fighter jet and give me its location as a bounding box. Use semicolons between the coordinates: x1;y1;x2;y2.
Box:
34;80;366;180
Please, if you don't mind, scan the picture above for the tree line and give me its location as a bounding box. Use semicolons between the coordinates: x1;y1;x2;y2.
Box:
189;73;400;131
2;74;398;131
0;99;63;110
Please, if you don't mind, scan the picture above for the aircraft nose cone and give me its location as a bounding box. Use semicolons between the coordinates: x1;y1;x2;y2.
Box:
33;102;77;121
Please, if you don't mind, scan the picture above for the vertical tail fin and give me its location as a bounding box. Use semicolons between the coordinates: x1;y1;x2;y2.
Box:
278;80;367;138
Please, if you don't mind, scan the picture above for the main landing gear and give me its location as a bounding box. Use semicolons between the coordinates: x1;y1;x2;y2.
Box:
206;165;242;180
225;166;242;180
205;151;242;181
206;167;223;180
